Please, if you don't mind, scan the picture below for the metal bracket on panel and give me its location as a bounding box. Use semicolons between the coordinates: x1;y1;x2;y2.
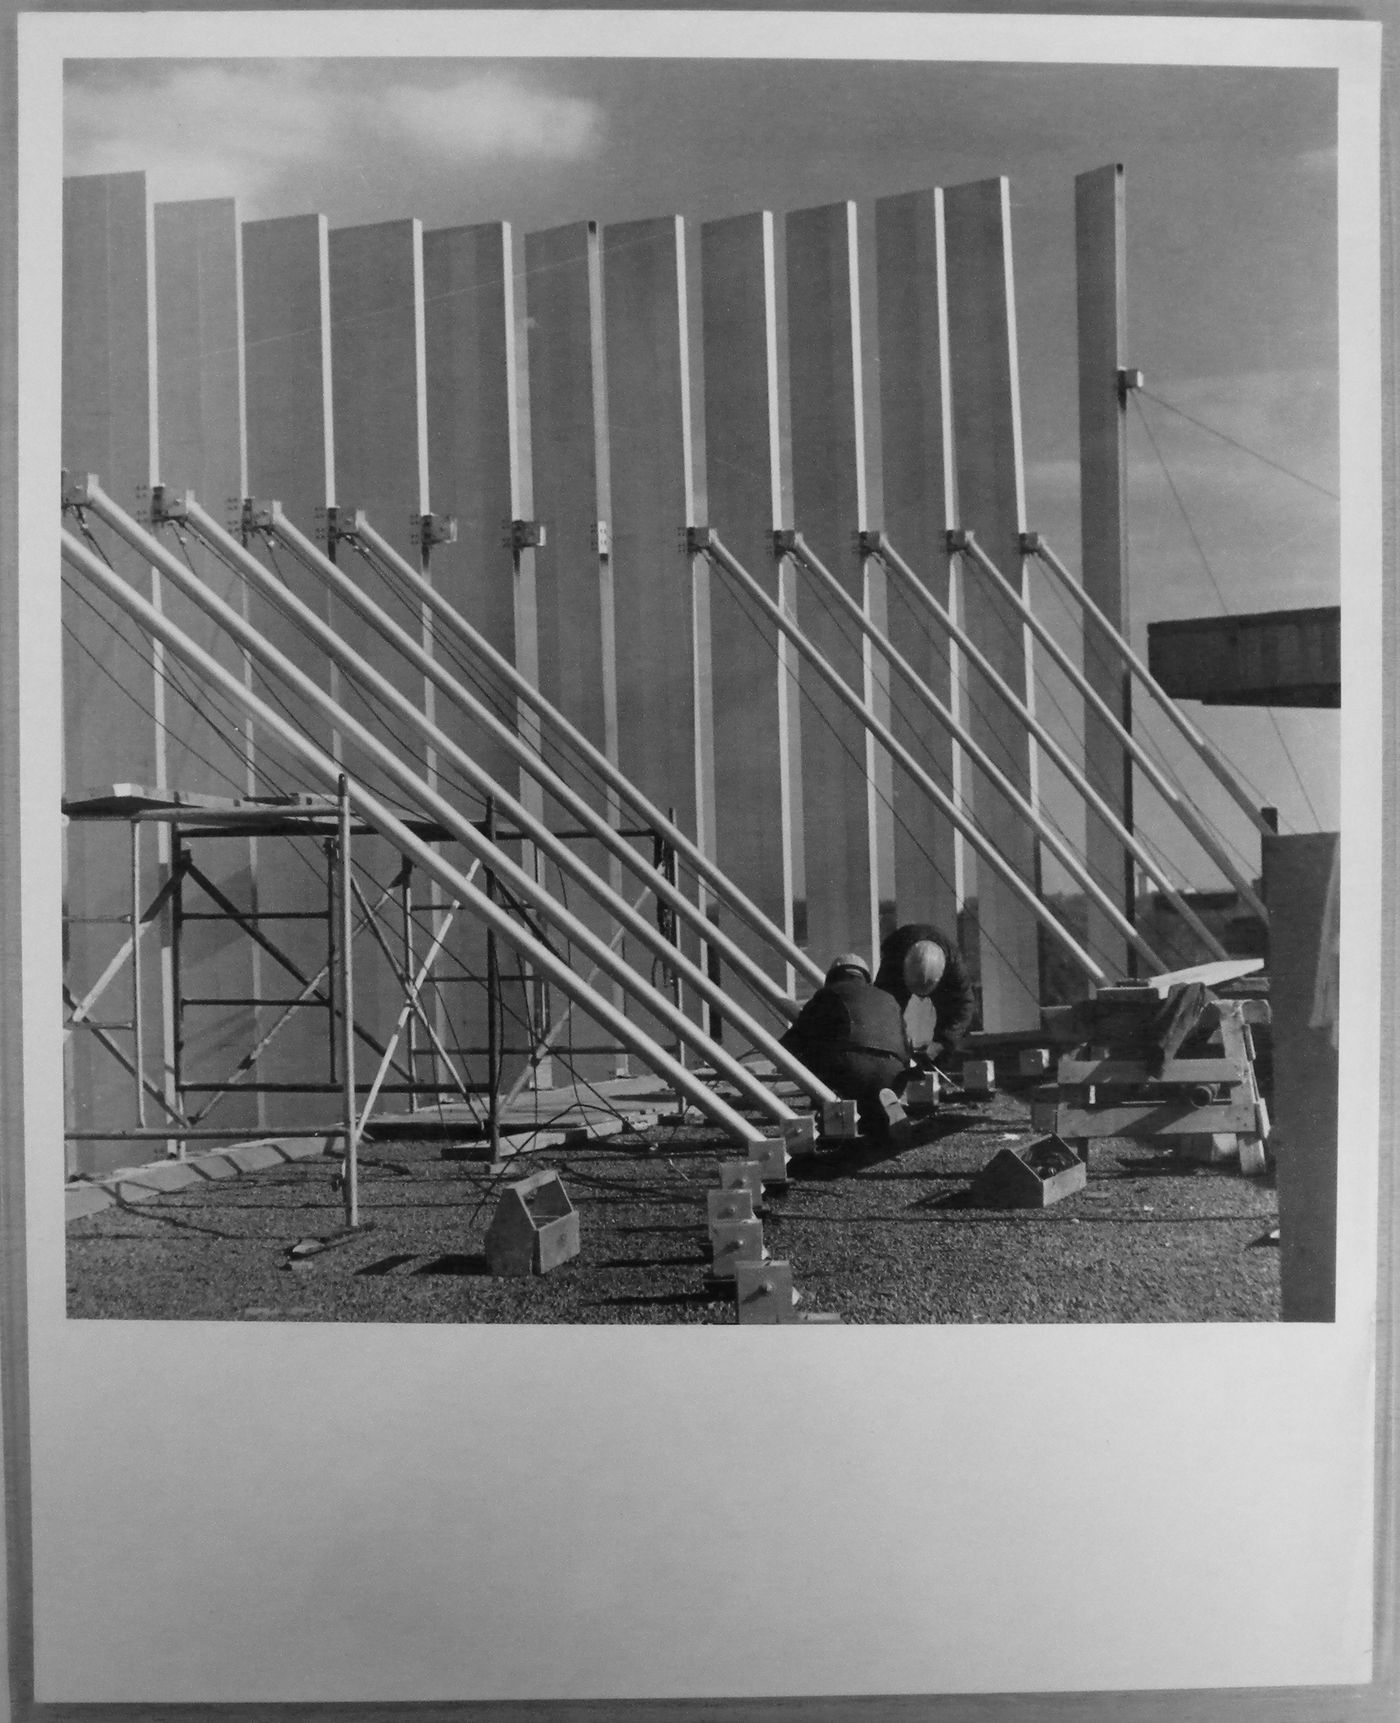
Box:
854;529;888;559
590;520;611;558
945;528;972;555
243;498;280;536
149;484;192;527
683;525;714;555
322;505;367;548
412;512;458;554
1018;531;1043;556
1117;367;1144;405
503;518;547;553
771;528;799;558
62;472;99;511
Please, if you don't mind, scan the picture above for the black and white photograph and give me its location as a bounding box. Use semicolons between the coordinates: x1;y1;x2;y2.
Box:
55;42;1345;1327
5;5;1388;1709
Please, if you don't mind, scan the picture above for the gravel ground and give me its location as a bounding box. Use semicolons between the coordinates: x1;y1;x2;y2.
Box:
66;1093;1281;1324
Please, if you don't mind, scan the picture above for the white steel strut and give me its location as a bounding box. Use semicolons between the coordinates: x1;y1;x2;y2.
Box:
60;524;770;1150
66;482;802;1124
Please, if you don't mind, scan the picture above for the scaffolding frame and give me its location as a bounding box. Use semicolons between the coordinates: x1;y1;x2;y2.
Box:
62;785;686;1181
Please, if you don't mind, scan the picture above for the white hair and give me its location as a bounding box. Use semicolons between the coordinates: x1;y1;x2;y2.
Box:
902;939;947;997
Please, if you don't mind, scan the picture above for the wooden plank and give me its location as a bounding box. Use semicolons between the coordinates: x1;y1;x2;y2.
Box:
62;171;164;1172
153;197;259;1128
1263;831;1339;1321
875;186;962;936
1076;163;1134;975
242;211;344;1117
699;211;799;990
786;199;886;966
523;219;625;1073
943;177;1041;1030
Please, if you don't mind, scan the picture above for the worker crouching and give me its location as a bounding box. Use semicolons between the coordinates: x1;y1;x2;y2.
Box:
779;954;912;1143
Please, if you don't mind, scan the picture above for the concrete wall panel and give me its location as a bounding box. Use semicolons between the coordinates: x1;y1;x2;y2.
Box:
875;187;963;937
699;211;800;993
944;177;1041;1029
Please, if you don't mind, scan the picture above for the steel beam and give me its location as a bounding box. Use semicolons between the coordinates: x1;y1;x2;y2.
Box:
71;490;807;1120
338;513;819;990
61;526;770;1148
699;531;1106;984
874;534;1227;961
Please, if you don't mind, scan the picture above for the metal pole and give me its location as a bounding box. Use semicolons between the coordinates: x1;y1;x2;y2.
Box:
1030;535;1273;836
400;863;419;1110
337;774;358;1229
788;532;1166;971
130;818;146;1127
958;530;1268;921
341;511;822;987
256;501;806;1020
696;529;1109;985
170;831;186;1159
90;484;821;1110
871;533;1229;961
484;798;502;1165
60;526;771;1148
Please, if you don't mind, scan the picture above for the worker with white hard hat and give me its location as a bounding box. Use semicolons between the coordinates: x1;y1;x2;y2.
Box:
779;952;912;1141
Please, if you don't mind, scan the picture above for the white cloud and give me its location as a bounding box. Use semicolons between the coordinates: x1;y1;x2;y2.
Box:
64;64;603;212
65;64;340;205
377;74;600;161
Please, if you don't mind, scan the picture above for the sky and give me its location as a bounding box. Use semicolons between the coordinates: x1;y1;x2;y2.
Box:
63;54;1342;872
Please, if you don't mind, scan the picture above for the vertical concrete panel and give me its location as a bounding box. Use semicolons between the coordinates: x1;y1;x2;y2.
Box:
1263;832;1339;1322
242;212;343;1117
786;200;888;967
603;215;714;1031
875;188;962;936
424;220;539;1083
62;172;161;1168
603;215;711;844
700;212;799;990
1076;163;1134;977
328;218;432;1056
944;177;1041;1029
154;197;258;1124
525;220;626;1071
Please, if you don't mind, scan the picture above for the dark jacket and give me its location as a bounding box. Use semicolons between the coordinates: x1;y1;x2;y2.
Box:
780;970;910;1064
873;922;976;1048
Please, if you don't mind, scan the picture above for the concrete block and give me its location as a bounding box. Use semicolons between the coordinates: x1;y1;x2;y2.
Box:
781;1113;818;1153
709;1216;765;1281
734;1259;799;1324
1017;1047;1052;1077
707;1188;755;1230
749;1137;790;1187
717;1161;765;1209
962;1058;996;1096
820;1097;860;1139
